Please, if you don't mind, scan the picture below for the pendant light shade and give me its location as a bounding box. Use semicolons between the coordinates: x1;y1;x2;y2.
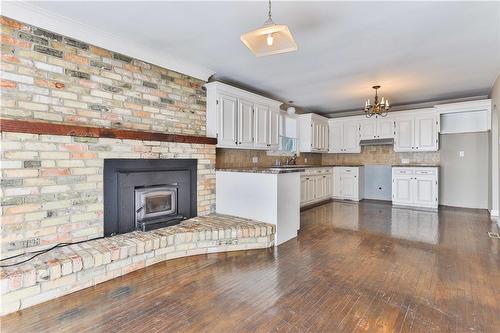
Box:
241;1;297;57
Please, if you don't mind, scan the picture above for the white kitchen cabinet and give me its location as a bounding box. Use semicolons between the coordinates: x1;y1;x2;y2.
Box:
299;168;333;207
360;116;394;140
254;104;269;148
394;109;439;152
217;93;238;147
328;119;361;153
332;167;364;201
237;99;254;148
392;167;439;209
298;114;329;153
205;81;282;150
268;109;280;149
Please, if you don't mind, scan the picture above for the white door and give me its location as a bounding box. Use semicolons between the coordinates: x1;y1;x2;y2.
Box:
237;99;254;148
329;121;343;153
315;176;324;199
376;117;394;139
253;104;269;149
343;121;361;153
332;171;342;197
324;175;332;197
394;118;414;152
414;114;438;151
340;174;357;199
360;119;376;140
300;177;308;204
392;175;414;205
268;109;280;149
414;176;437;207
306;177;316;201
217;93;238;147
312;121;321;150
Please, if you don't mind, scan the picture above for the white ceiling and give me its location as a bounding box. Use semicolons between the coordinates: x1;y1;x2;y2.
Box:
10;1;500;114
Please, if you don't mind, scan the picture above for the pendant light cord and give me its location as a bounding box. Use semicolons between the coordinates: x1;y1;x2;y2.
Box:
268;0;272;20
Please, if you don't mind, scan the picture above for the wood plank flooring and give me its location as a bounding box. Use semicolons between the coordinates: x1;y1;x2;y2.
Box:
2;200;499;332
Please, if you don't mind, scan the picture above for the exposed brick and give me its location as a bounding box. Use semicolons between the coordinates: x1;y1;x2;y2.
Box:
33;45;63;58
63;37;89;50
64;69;90;80
112;52;132;63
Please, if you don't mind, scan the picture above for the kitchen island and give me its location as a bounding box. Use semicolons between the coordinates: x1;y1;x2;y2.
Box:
215;167;302;245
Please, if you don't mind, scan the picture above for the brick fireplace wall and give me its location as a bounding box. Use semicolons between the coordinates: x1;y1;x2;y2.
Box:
0;17;216;257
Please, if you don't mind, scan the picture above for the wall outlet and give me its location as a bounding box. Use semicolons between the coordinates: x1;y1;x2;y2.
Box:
459;151;465;157
304;158;308;163
252;156;258;164
401;158;410;164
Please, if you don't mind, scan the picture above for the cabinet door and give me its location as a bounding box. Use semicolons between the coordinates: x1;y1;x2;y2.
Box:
253;104;269;149
340;174;357;199
237;99;254;147
268;109;280;149
394;118;414;152
332;171;342;197
376;117;394;139
306;177;316;201
324;175;332;197
300;177;308;204
414;114;438;151
217;93;238;147
360;119;376;140
343;120;361;153
392;175;414;205
312;121;321;150
314;176;324;199
414;176;437;207
322;123;329;151
328;121;343;153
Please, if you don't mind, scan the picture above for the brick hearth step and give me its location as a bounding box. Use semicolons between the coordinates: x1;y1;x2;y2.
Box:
0;214;275;316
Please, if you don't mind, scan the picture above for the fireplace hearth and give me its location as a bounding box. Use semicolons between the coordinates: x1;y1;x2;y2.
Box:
104;159;197;235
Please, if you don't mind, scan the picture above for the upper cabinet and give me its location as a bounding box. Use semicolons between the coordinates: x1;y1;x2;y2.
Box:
298;114;329;153
394;109;439;152
360;115;394;140
328;118;361;153
205;82;282;150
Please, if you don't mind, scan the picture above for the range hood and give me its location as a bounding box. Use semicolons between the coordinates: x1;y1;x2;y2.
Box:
359;138;394;146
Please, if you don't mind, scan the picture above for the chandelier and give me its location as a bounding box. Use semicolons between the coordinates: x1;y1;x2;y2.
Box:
363;85;390;117
240;0;298;57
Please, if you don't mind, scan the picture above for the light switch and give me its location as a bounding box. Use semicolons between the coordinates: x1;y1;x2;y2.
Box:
459;151;465;157
252;156;258;164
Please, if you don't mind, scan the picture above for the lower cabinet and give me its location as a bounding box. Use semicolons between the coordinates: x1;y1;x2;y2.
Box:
392;167;439;209
300;168;333;207
300;167;363;207
332;167;363;201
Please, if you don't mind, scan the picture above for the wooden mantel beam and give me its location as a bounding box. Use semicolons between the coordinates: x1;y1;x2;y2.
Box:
0;119;217;145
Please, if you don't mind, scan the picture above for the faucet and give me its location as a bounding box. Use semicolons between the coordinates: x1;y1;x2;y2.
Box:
286;154;298;166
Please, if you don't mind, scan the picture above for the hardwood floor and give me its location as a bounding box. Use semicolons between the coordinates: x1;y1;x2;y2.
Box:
2;200;499;332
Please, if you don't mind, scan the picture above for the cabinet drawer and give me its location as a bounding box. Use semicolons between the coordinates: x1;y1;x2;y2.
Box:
415;168;437;176
393;168;415;175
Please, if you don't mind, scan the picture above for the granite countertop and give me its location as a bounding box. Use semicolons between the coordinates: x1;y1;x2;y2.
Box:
216;167;305;174
392;164;440;167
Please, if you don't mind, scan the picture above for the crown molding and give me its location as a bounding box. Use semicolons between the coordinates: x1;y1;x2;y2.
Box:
2;1;216;81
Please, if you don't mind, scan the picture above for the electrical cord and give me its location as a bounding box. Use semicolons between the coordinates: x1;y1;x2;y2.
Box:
0;236;105;268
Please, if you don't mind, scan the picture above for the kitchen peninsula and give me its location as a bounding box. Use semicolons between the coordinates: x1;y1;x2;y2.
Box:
215;167;302;245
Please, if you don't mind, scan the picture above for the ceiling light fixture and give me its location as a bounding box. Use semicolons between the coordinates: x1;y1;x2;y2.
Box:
240;0;298;57
363;85;390;117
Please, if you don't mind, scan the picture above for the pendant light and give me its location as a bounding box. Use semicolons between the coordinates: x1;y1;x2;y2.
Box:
240;0;298;57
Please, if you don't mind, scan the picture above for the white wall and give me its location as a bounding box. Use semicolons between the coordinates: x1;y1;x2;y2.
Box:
439;133;490;209
489;74;500;218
